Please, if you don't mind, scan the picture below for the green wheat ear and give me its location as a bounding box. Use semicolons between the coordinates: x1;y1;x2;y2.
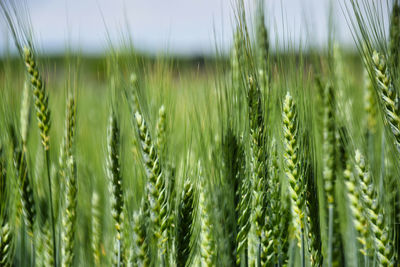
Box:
134;111;168;260
247;75;267;266
355;150;394;266
23;46;51;151
282;92;303;246
61;156;77;267
107;111;125;267
260;139;281;266
132;200;150;267
198;167;215;267
343;153;369;257
176;179;194;267
372;51;400;152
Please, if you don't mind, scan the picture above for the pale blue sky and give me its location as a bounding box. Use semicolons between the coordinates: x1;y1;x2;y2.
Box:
0;0;387;55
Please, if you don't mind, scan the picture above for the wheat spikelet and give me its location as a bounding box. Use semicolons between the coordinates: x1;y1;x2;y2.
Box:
355;150;394;266
282;92;303;245
134;111;168;259
372;51;400;152
61;156;77;267
23;46;51;151
176;180;194;267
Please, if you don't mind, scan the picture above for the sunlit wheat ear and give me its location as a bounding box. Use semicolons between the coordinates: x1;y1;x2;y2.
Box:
343;156;369;256
20;82;31;147
198;168;215;267
282;92;303;245
107;111;125;267
354;150;394;266
176;179;194;267
134;111;168;259
23;46;51;151
390;0;400;68
132;201;150;267
61;156;77;267
372;51;400;152
0;147;15;267
304;165;323;267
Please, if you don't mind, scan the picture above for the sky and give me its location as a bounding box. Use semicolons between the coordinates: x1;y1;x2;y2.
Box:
0;0;389;55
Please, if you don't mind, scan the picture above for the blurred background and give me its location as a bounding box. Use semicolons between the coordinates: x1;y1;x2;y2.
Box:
0;0;375;56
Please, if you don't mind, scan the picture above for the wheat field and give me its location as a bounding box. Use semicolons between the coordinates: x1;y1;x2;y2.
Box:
0;0;400;266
